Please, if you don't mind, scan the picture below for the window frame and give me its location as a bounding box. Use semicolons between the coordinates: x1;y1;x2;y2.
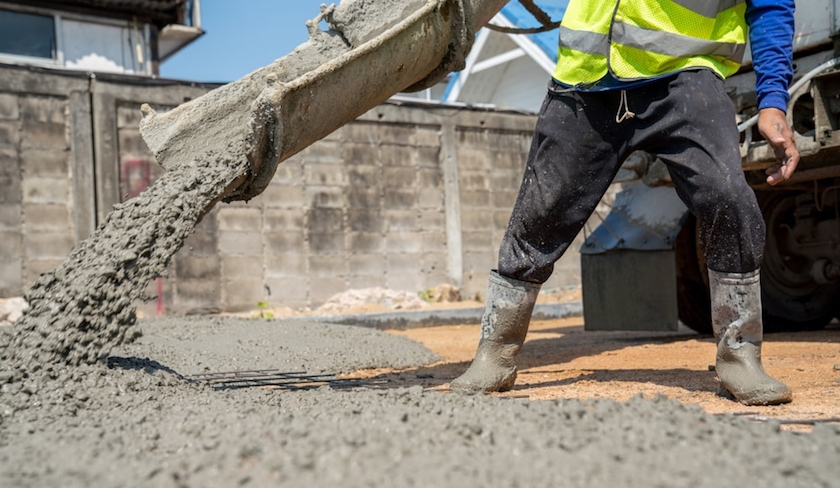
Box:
0;2;152;74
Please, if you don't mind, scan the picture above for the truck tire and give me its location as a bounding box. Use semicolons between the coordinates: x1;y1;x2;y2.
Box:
756;190;838;331
676;197;838;334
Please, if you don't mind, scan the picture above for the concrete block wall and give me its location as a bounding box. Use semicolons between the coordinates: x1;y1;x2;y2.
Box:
0;65;613;314
0;91;76;295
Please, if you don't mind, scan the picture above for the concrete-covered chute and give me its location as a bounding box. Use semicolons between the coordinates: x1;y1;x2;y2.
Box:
139;0;509;203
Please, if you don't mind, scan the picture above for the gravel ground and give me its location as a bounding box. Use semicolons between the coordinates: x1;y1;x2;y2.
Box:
2;316;839;488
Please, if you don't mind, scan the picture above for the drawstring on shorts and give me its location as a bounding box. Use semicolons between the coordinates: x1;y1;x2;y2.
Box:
615;90;635;123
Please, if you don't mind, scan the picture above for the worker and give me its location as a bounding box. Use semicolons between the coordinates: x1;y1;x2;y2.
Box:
451;0;799;406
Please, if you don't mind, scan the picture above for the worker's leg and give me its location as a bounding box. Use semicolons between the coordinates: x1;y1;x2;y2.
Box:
635;69;791;405
451;87;628;393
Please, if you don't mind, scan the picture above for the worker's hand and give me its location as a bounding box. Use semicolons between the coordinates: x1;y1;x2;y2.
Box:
758;107;799;185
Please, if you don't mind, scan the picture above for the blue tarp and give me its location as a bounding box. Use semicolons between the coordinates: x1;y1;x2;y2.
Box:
499;0;568;62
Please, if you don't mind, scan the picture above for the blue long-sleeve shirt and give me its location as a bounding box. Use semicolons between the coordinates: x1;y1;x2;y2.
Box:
747;0;795;112
555;0;796;113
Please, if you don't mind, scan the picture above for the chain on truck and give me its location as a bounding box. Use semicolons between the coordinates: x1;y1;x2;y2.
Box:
580;2;840;334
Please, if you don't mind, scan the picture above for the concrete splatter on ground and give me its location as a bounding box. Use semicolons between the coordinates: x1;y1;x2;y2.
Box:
1;315;839;488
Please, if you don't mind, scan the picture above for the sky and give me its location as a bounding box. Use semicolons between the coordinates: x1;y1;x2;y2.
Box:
160;0;327;83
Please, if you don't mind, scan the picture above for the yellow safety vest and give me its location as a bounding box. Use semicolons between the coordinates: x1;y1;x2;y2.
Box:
553;0;748;85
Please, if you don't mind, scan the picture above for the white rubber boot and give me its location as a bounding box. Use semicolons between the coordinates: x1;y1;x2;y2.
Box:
450;271;540;393
709;269;792;405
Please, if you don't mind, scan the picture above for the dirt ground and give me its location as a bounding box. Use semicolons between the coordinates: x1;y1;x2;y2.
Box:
368;315;840;430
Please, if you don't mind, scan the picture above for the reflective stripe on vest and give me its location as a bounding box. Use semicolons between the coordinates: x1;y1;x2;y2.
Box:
553;0;748;85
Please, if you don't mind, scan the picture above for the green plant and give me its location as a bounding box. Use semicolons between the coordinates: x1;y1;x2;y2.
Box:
418;288;435;303
253;300;275;319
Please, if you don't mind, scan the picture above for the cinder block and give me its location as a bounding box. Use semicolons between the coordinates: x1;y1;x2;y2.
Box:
308;232;344;253
308;276;347;305
223;278;268;312
218;231;263;256
414;126;440;147
23;231;74;259
418;168;443;187
261;183;305;208
461;171;489;191
420;232;447;250
175;255;221;281
305;162;347;186
20;95;66;124
384;167;416;188
456;146;487;171
492;149;526;170
0;146;16;167
306;186;345;208
342;142;378;166
309;254;347;276
385;210;416;231
347;232;383;253
264;277;308;306
462;230;494;252
221;255;262;280
463;249;495;275
491;190;519;209
182;231;217;256
493;210;513;230
347;274;385;290
265;253;307;278
22;204;69;231
416;146;441;168
0;174;21;204
23;258;63;288
341;122;379;143
379;144;415;167
418;188;443;209
379;125;415;145
0;121;20;148
21;121;67;150
176;279;221;310
308;207;343;233
460;190;490;208
385;254;424;291
0;204;21;231
347;188;379;209
383;189;416;209
456;128;486;146
0;258;23;295
217;207;262;232
303;140;342;163
264;208;304;231
271;158;304;184
348;252;384;276
347;165;378;187
461;209;493;230
348;208;382;233
264;231;305;255
386;232;422;253
0;232;21;259
418;209;444;231
421;251;449;276
20;149;70;177
22;177;69;204
0;93;19;120
491;170;523;190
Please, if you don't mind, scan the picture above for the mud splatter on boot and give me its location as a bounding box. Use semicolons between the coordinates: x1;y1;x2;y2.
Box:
450;271;539;393
709;269;792;406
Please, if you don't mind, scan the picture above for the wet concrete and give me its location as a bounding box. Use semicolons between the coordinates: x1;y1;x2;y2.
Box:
2;315;839;487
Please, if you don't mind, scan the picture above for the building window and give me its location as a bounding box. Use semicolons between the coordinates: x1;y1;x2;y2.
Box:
0;9;56;59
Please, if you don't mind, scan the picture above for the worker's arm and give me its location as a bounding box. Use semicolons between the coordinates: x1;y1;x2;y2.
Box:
746;0;799;185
